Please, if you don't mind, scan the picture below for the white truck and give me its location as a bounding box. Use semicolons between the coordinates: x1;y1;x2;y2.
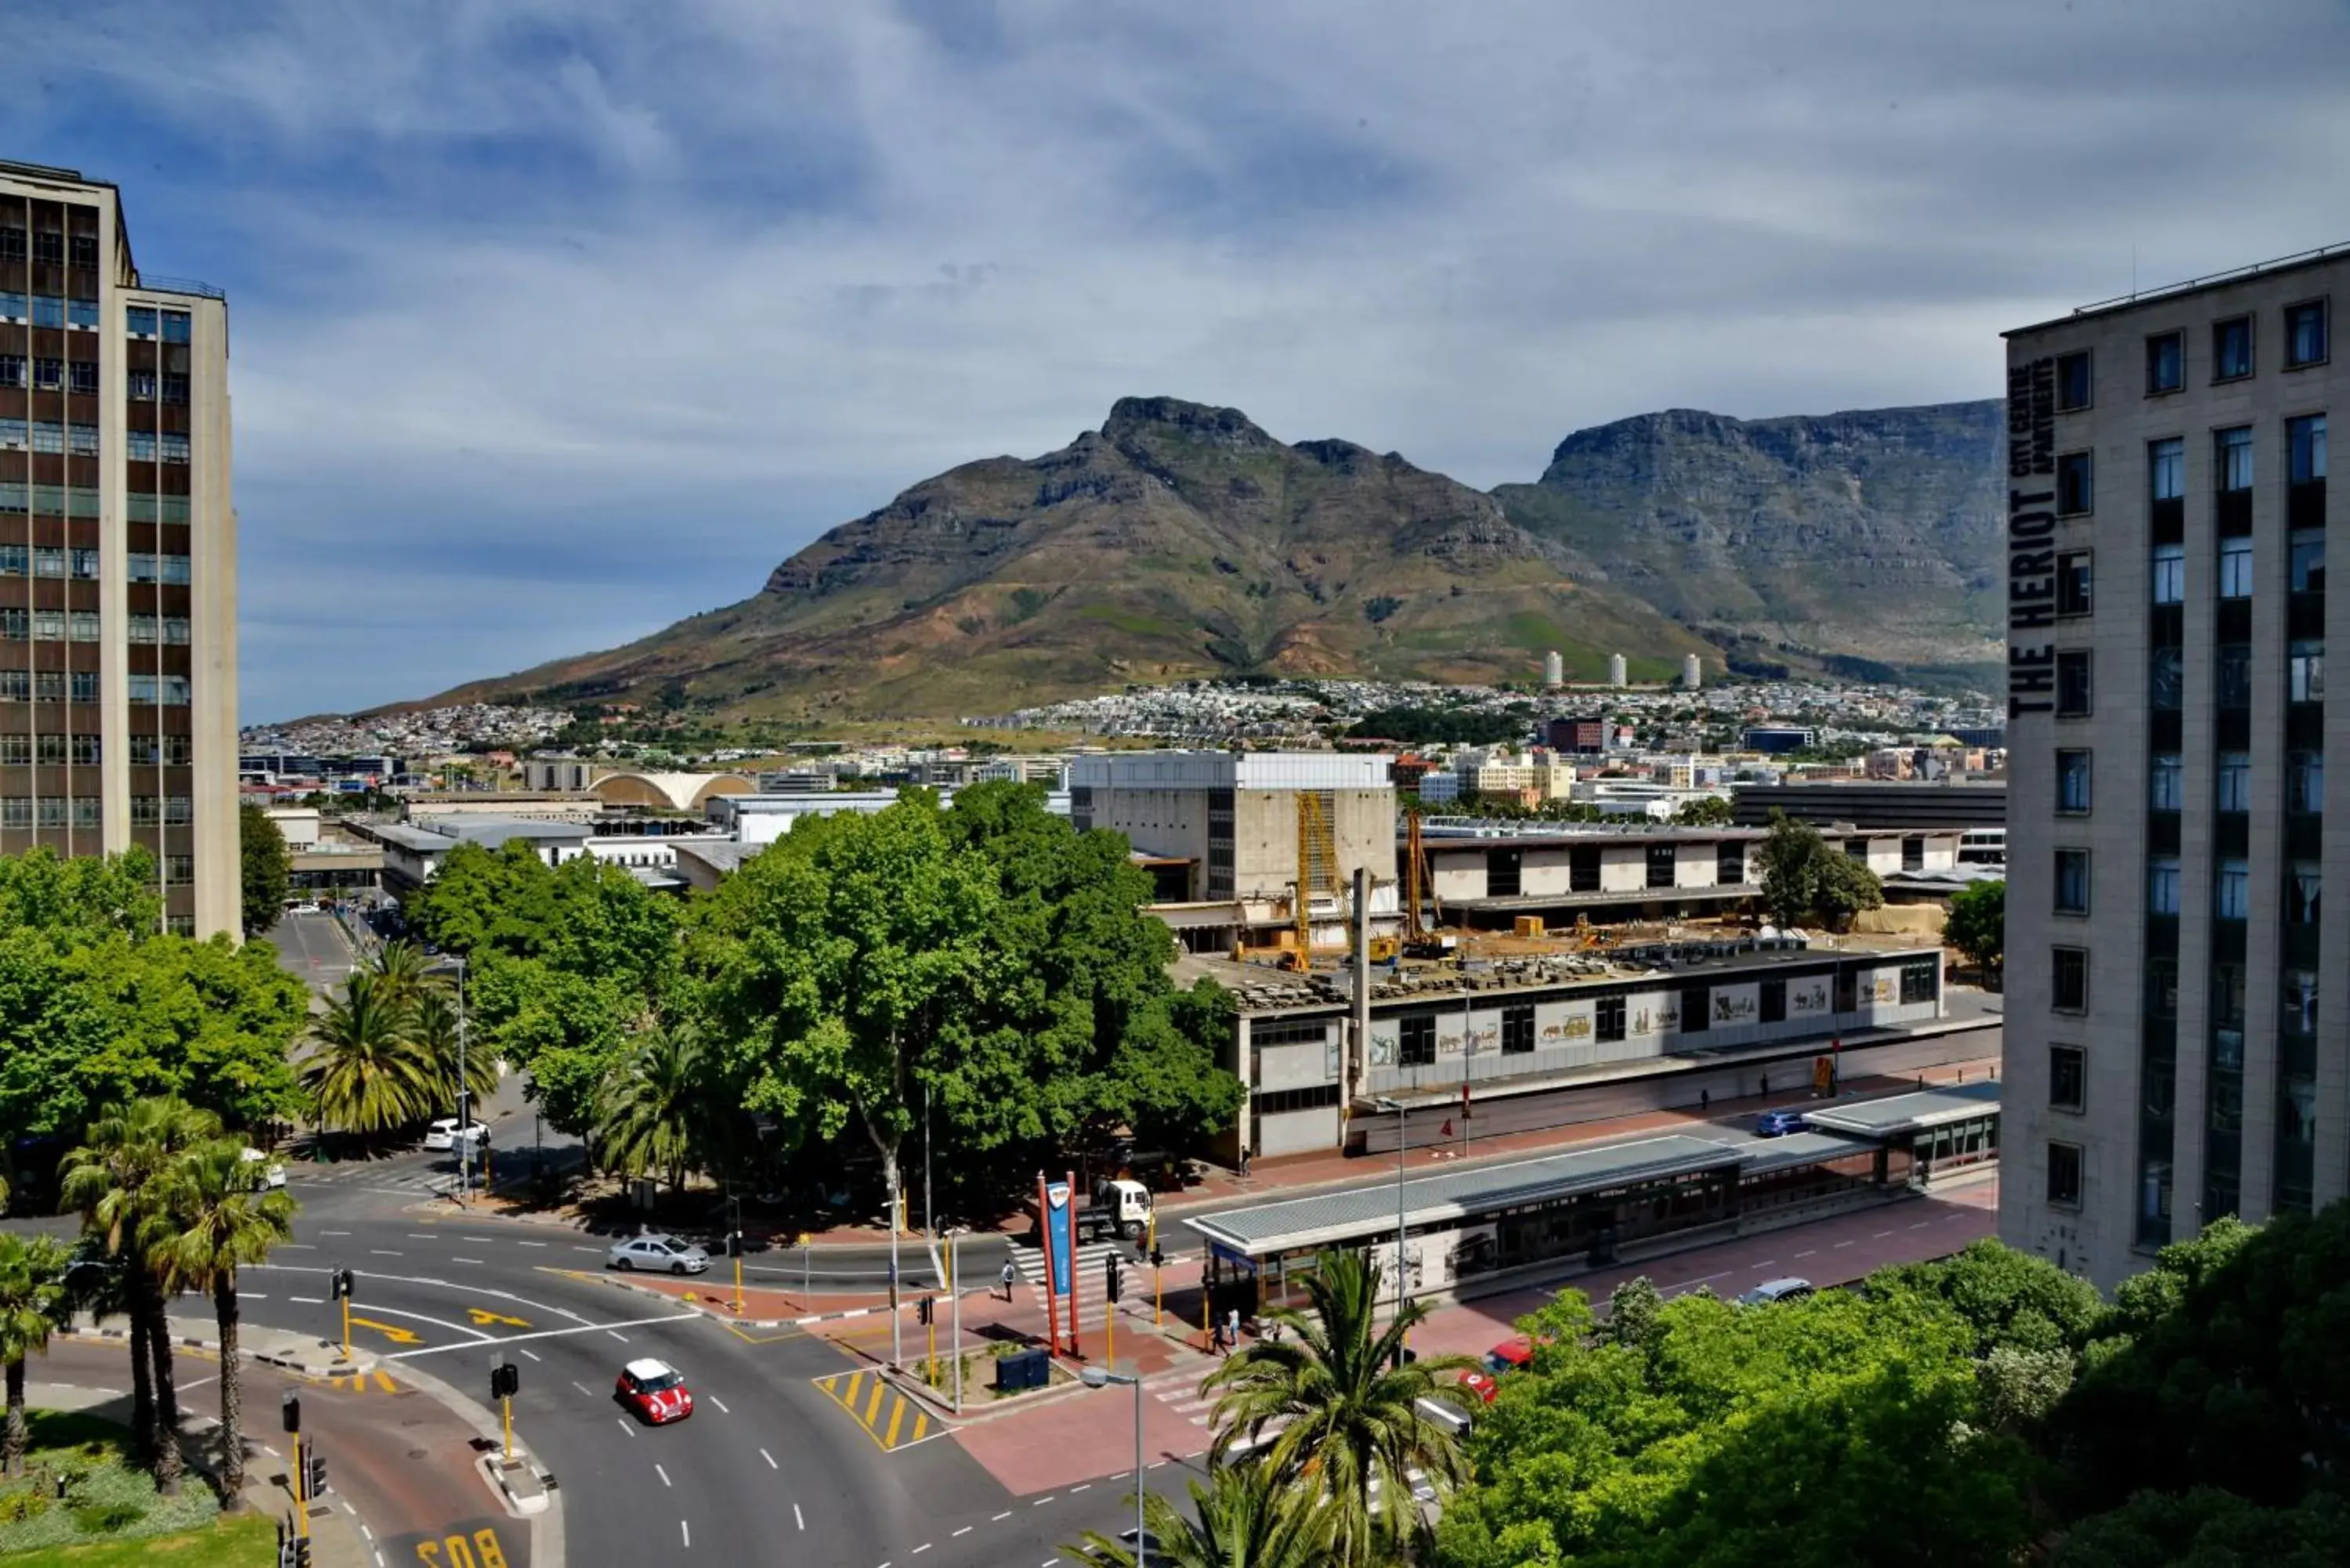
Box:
1029;1176;1156;1244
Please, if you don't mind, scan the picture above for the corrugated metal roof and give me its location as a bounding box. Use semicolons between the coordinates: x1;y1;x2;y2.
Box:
1187;1133;1743;1255
1713;1129;1878;1175
1802;1078;2001;1137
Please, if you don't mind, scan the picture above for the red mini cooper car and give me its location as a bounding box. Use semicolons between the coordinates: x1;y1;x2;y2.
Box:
616;1358;694;1425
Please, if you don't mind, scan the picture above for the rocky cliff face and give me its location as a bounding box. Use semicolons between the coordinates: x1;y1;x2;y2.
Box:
1494;401;2005;682
413;398;1707;720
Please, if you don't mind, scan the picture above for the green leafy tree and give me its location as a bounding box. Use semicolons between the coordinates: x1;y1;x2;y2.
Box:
0;1232;71;1474
1202;1250;1478;1566
58;1096;224;1493
1871;1237;2103;1357
412;987;498;1118
303;972;432;1135
1814;851;1885;924
1068;1459;1336;1567
1596;1274;1666;1352
238;804;291;938
155;1138;296;1498
1754;811;1881;928
2053;1487;2350;1568
1670;795;1735;826
1944;878;2005;983
363;939;438;1004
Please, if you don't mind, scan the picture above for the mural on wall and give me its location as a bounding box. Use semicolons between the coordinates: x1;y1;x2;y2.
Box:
1543;1010;1594;1045
1439;1027;1466;1060
1632;996;1676;1036
1467;1021;1499;1056
1368;1025;1397;1068
1368;1223;1499;1296
1712;989;1757;1024
1872;976;1896;1004
1790;978;1831;1015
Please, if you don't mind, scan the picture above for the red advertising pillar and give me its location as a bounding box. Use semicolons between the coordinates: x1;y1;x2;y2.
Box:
1036;1172;1059;1355
1065;1169;1082;1359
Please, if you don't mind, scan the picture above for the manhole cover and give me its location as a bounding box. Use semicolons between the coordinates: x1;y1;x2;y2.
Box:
401;1418;423;1429
408;1448;429;1460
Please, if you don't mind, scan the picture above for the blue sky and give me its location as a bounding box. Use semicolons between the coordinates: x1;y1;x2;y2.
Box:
7;1;2348;721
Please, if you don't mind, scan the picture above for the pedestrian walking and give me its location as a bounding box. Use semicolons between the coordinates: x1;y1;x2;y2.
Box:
1226;1306;1242;1350
1699;1088;1710;1115
1210;1313;1228;1355
999;1259;1017;1302
1238;1147;1251;1179
1760;1073;1770;1098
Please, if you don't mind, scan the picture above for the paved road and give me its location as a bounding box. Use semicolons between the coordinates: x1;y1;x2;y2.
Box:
266;909;359;992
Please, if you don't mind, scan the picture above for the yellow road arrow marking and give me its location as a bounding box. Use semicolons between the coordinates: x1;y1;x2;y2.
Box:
346;1316;422;1346
466;1308;530;1329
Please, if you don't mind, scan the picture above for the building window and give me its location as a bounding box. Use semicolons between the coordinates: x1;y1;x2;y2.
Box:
1716;842;1746;884
1398;1015;1437;1068
69;672;95;704
2214;316;2254;381
1900;959;1939;1006
2147;331;2185;394
1680;985;1709;1032
2052;947;2088;1013
2287;299;2329;368
32;358;60;391
161;311;192;345
2058;551;2092;616
126;430;155;462
2285;970;2319;1035
161;372;189;405
2218;426;2254;493
2217;643;2252;707
1501;1005;1535;1055
1759;977;1787;1023
28;421;62;455
2290;864;2322;925
2150;437;2186;500
2217;858;2251;920
67;612;98;643
69;735;99;767
2290;750;2324;813
2147;957;2178;1018
2055;849;2091;915
2057;451;2093;515
125;305;157;338
2292;531;2326;593
1594;995;1626;1042
1645;844;1676;890
2048;1142;2084;1207
0;356;17;389
0;736;27;766
2057;650;2092;716
2056;350;2092;410
2150;752;2183;811
67;422;96;457
2217;751;2251;813
2291;640;2325;703
2057;749;2092;813
127;368;156;401
67;361;96;397
1485;847;1521;899
31;296;63;329
2050;1046;2085;1112
2148;856;2181;916
2290;414;2327;483
158;432;190;464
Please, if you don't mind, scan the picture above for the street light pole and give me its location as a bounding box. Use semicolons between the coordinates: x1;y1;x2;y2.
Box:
456;956;470;1205
1080;1367;1145;1564
1374;1096;1407;1339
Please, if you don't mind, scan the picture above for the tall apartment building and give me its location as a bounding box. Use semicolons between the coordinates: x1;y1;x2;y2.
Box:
0;162;238;937
2003;247;2341;1289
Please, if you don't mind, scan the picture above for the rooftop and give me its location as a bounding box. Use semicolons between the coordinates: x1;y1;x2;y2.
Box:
2008;240;2350;336
1802;1078;2001;1138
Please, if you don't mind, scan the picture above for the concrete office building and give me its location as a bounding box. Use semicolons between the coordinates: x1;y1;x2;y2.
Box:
0;163;237;937
2003;246;2343;1289
1068;751;1395;904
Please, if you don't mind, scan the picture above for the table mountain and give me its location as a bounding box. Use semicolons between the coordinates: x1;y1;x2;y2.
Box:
414;397;1710;720
1494;401;2005;685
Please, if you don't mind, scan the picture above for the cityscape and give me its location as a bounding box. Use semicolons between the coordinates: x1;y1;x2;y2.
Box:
1;7;2345;1568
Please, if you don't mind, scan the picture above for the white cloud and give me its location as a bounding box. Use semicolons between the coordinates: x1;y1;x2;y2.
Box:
9;0;2348;717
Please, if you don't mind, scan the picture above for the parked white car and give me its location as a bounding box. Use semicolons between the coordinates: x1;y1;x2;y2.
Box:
239;1147;287;1189
606;1234;710;1276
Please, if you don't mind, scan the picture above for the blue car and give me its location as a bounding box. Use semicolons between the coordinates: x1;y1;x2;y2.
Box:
1754;1107;1808;1137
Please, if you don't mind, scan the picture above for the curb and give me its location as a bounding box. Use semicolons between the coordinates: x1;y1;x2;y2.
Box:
567;1267;920;1328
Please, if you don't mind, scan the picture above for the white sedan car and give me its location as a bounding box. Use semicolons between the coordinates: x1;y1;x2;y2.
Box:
423;1118;492;1151
606;1234;710;1276
239;1148;287;1189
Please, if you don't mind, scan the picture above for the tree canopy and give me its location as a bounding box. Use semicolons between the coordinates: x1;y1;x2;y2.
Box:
238;803;290;938
1944;878;2005;981
1755;811;1884;927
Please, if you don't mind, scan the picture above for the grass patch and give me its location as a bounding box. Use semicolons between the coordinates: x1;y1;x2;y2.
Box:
0;1512;275;1566
0;1410;224;1559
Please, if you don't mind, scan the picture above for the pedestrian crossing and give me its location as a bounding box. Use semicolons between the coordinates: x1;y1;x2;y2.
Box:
287;1166;452;1198
1005;1237;1132;1292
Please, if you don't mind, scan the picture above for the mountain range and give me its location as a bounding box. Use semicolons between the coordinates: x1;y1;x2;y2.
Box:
405;395;2006;721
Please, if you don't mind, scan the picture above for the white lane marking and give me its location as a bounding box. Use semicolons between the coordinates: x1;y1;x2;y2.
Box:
291;1296;324;1305
519;1241;548;1248
519;1349;541;1362
616;1418;635;1438
387;1311;700;1360
279;1244;316;1250
407;1234;435;1241
680;1519;690;1548
794;1503;804;1530
953;1526;971;1537
244;1292;269;1300
573;1247;600;1254
369;1250;403;1257
572;1382;592;1396
760;1448;776;1470
1835;1240;1855;1248
1909;1220;1932;1230
464;1237;495;1244
1069;1483;1090;1493
656;1463;672;1488
453;1258;484;1265
1795;1249;1817;1259
911;1547;929;1557
1033;1496;1054;1505
180;1374;219;1392
707;1396;729;1414
607;1330;630;1342
1874;1230;1895;1238
320;1230;350;1235
992;1512;1011;1521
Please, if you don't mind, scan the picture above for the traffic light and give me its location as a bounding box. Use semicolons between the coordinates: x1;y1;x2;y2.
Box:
292;1536;313;1568
303;1445;328;1498
916;1295;934;1326
490;1362;519;1400
1104;1255;1123;1303
330;1268;355;1301
726;1231;743;1259
280;1391;300;1434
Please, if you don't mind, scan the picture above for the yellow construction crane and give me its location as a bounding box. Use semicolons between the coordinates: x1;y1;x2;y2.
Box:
1285;792;1342;971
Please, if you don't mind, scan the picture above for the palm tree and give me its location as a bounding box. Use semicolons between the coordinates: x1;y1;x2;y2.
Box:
156;1139;297;1501
304;971;432;1137
595;1026;708;1193
1068;1459;1336;1567
1202;1251;1479;1566
59;1097;223;1494
412;987;497;1118
363;939;437;1006
0;1233;73;1475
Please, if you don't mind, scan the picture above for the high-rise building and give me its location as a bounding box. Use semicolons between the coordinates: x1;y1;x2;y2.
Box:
0;161;238;937
2003;245;2341;1289
1542;649;1564;688
1607;652;1628;687
1681;652;1702;690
